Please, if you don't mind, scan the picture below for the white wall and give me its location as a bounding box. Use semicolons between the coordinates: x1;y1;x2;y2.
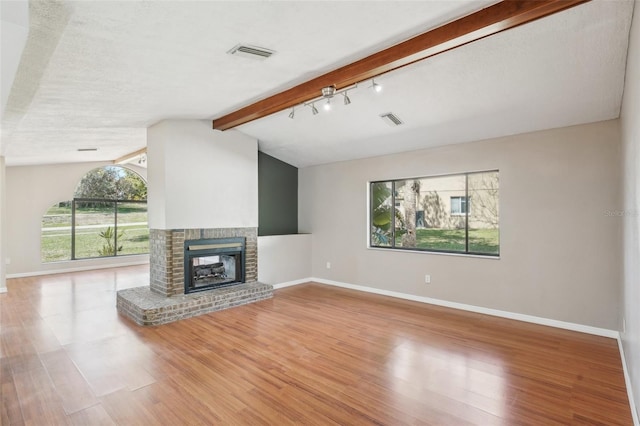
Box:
0;157;6;292
147;120;258;230
620;0;640;419
258;234;311;285
0;0;28;120
5;162;148;276
299;120;621;330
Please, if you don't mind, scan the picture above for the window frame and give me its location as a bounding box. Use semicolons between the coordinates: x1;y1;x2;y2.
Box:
41;165;150;263
70;197;149;260
368;170;500;257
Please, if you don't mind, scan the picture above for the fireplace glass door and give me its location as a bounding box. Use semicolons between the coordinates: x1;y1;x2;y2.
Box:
184;237;246;294
190;254;239;290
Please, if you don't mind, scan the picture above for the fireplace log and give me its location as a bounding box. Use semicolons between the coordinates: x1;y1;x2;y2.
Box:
194;263;225;280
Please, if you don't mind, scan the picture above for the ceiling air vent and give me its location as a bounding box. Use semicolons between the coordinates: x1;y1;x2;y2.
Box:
380;112;404;127
227;44;276;60
77;148;98;152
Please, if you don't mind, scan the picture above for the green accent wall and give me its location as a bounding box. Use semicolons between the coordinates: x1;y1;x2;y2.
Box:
258;152;298;236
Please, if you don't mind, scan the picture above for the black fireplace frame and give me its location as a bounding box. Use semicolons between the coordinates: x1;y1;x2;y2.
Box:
183;237;246;294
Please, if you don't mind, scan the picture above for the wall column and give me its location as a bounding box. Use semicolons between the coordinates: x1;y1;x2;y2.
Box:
0;156;7;293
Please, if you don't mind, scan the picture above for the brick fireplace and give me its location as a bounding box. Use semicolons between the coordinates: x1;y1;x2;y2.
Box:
149;227;258;296
117;227;272;326
116;120;269;326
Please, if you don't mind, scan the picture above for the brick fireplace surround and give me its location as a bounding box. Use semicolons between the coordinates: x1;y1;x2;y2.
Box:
117;227;273;325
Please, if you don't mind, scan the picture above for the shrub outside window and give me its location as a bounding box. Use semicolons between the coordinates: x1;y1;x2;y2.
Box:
369;170;499;256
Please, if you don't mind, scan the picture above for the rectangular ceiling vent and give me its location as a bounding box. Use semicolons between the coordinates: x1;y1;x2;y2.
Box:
380;112;404;127
227;44;276;60
77;148;98;152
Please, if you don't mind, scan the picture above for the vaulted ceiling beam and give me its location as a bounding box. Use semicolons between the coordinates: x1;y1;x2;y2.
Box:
212;0;589;131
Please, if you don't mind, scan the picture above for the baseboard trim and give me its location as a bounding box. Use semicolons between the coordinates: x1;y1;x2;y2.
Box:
6;259;149;279
618;337;640;425
272;278;313;289
276;277;618;339
0;287;7;294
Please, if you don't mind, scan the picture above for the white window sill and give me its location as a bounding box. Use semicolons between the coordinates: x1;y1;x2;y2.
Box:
367;246;500;260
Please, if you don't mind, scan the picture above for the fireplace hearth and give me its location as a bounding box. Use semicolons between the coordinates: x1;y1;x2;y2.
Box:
116;227;273;326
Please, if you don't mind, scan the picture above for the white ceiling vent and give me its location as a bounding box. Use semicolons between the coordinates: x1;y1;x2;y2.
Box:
380;112;404;127
227;44;276;60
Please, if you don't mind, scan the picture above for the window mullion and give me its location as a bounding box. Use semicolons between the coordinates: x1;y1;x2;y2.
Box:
114;200;118;257
391;181;396;248
71;199;76;260
465;174;469;253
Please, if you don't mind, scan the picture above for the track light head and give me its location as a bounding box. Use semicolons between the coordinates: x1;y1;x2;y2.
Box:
372;79;382;93
343;92;351;105
311;103;319;115
288;108;295;119
323;99;331;111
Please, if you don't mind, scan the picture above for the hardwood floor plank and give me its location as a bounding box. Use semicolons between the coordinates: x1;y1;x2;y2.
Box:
1;325;37;359
64;335;157;396
132;376;225;425
4;353;43;376
98;387;162;425
66;404;115;426
12;365;70;425
21;318;63;354
39;349;99;414
0;267;634;425
1;358;25;425
42;306;129;346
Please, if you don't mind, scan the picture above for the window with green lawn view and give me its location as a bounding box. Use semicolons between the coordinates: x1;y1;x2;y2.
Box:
370;170;499;256
41;166;149;263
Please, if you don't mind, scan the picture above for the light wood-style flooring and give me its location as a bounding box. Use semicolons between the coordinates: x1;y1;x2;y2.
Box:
0;265;633;425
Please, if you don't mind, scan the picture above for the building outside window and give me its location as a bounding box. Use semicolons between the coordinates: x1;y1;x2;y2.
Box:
370;170;499;256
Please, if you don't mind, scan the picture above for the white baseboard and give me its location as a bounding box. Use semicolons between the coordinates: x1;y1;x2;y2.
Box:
6;259;149;279
312;277;618;338
274;277;618;339
618;337;640;426
0;287;6;294
272;278;313;289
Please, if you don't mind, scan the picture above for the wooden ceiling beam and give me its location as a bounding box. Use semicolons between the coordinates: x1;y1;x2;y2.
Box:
113;147;147;165
212;0;589;131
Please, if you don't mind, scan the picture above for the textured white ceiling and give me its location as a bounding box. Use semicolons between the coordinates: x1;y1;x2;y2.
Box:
1;0;634;167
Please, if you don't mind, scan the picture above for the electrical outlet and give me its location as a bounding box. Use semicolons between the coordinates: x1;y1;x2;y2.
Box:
424;274;431;284
326;262;331;269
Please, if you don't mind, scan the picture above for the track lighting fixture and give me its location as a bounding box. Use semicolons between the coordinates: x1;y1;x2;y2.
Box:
289;79;384;119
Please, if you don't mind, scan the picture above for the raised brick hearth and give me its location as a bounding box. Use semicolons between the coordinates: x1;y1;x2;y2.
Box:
117;227;272;326
117;282;273;326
